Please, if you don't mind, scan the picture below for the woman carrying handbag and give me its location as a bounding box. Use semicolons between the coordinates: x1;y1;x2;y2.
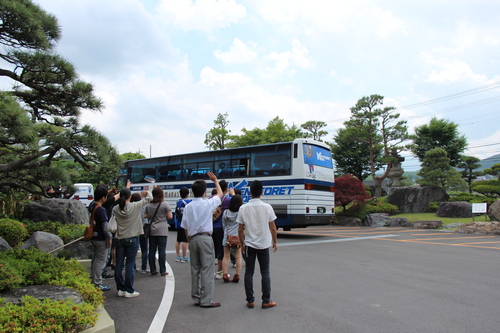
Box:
144;187;173;276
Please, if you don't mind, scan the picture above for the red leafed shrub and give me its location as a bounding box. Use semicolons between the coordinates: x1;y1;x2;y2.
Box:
335;175;371;211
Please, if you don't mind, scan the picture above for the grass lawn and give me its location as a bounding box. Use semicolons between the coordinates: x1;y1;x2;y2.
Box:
392;212;491;225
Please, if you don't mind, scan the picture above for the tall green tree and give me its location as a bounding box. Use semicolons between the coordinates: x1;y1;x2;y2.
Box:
228;116;305;148
329;127;383;181
301;120;328;141
204;112;230;150
457;155;482;193
120;152;146;163
417;148;466;191
344;95;409;197
0;0;120;197
411;117;467;167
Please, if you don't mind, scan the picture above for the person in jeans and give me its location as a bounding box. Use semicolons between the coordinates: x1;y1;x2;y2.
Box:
181;172;223;308
131;191;150;274
144;187;172;276
89;185;113;291
237;180;278;309
112;187;153;298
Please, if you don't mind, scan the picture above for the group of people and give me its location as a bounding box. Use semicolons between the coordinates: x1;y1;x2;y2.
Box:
88;171;279;308
180;172;278;309
88;183;172;298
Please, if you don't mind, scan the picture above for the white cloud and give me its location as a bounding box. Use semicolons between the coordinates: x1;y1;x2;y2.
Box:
214;39;258;64
249;0;404;39
158;0;246;32
264;39;314;76
420;54;488;84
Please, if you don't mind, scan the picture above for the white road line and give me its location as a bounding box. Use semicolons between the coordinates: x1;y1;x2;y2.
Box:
279;234;398;247
147;261;175;333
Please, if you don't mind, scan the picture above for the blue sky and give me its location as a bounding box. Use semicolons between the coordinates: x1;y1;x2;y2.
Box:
31;0;500;171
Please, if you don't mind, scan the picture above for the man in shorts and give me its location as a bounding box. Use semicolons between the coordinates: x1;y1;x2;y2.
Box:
175;187;191;263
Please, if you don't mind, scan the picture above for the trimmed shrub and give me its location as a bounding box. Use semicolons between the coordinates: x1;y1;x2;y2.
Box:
0;219;28;247
428;202;440;213
0;248;103;332
471;180;500;198
0;249;103;307
0;296;96;333
24;220;85;243
448;193;497;206
343;198;399;220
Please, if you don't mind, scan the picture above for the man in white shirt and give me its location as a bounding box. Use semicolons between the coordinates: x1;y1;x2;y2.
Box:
238;180;278;309
181;172;223;308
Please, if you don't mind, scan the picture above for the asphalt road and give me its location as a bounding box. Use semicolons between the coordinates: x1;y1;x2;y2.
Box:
104;226;500;333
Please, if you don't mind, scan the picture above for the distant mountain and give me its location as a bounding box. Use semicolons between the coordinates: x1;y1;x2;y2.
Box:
478;154;500;171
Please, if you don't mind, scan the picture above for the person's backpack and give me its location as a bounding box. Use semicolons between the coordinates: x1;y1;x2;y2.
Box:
175;199;188;228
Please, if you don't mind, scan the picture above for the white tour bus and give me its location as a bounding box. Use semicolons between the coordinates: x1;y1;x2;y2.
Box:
116;138;335;230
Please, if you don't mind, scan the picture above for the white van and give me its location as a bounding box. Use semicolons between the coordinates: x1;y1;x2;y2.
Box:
70;183;94;207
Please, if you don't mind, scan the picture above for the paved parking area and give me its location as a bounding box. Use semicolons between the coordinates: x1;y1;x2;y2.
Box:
279;225;500;250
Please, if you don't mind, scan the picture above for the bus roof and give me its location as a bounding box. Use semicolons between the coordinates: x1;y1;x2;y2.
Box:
124;138;330;164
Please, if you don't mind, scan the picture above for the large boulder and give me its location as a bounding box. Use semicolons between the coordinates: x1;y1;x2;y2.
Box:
386;185;449;213
20;231;64;254
65;239;93;259
0;237;11;252
436;201;472;218
386;217;411;227
487;200;500;222
365;213;389;227
1;285;84;305
23;198;89;225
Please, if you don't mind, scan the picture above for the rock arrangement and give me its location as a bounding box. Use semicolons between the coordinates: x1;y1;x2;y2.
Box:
386;185;449;213
411;220;443;229
365;213;389;227
23;198;89;225
456;221;500;235
386;217;411;227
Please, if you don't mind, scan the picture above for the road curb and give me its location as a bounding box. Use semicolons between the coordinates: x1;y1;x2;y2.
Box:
81;306;115;333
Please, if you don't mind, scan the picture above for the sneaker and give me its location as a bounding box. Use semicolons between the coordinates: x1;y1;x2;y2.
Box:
140;270;149;275
215;271;223;279
117;290;126;297
181;257;189;263
175;256;182;262
232;263;236;268
125;291;140;298
96;284;110;291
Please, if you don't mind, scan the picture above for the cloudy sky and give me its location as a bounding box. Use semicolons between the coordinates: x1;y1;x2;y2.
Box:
32;0;500;171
